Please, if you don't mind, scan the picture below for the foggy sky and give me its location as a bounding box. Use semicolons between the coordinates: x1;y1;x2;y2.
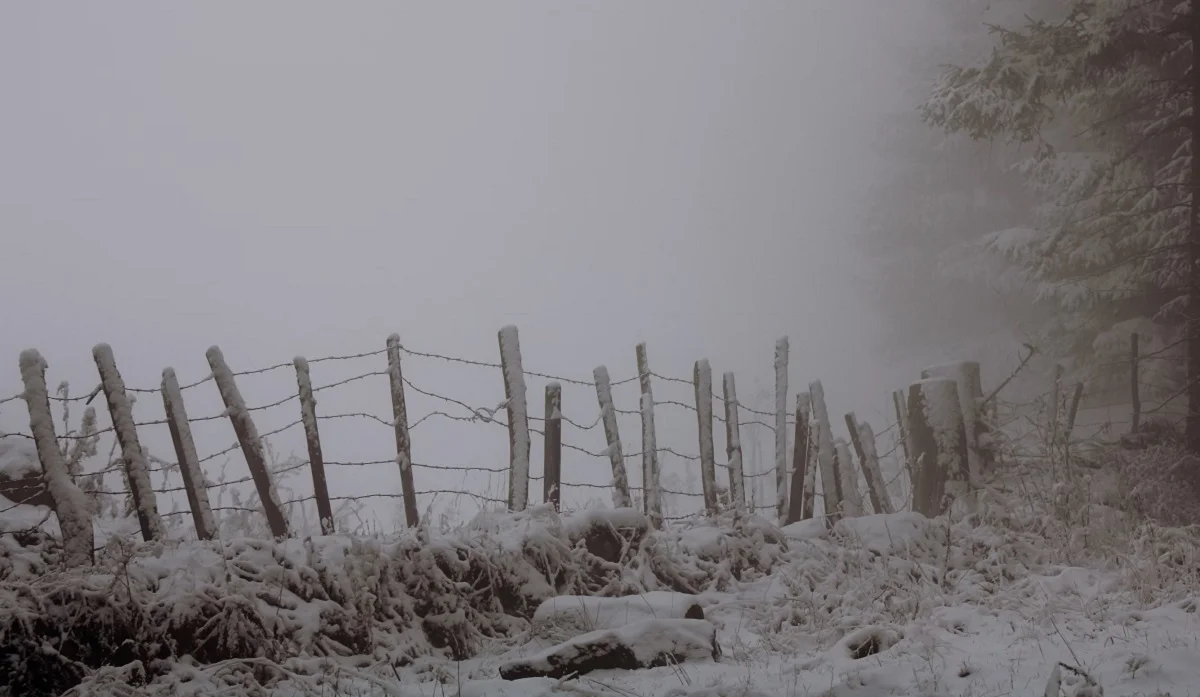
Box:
1;2;942;528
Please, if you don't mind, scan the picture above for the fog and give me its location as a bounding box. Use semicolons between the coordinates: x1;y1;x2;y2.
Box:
1;2;954;528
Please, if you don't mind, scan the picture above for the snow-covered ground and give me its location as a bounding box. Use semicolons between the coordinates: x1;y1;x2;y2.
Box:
3;475;1197;697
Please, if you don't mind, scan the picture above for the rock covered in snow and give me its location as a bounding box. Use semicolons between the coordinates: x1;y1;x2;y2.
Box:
0;439;51;510
498;618;719;680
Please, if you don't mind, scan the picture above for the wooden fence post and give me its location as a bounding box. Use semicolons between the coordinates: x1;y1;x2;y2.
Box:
845;413;893;514
498;325;531;512
206;346;290;539
722;372;746;512
1131;333;1141;434
593;366;632;509
907;378;969;517
921;361;983;490
93;344;164;542
1063;382;1085;482
833;439;857;515
161;368;217;541
294;357;334;535
893;390;914;495
385;335;420;528
693;360;719;516
19;349;94;566
809;380;843;521
785;392;811;524
635;343;662;527
774;337;789;523
1049;363;1063;459
544;383;562;511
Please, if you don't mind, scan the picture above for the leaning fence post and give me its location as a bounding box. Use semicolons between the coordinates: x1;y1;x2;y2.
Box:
785;392;811;524
773;337;790;523
19;349;94;566
593;365;632;508
207;346;290;539
846;413;893;515
162;368;216;540
1063;382;1085;482
693;360;719;515
295;357;334;535
385;335;420;528
544;383;562;511
93;343;164;542
635;343;662;527
1130;333;1141;434
809;381;844;521
498;325;531;512
908;378;969;517
893;390;913;493
721;372;746;511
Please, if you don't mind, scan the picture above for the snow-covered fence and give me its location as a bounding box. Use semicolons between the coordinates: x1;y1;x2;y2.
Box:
1;328;939;556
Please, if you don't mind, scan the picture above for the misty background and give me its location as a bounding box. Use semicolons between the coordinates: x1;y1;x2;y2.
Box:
0;2;1037;530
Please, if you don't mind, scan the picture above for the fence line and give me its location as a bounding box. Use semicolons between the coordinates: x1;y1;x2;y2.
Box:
0;330;1184;556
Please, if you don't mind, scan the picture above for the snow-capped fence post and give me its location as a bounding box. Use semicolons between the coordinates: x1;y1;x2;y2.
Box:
1130;332;1141;434
785;392;811;524
593;365;632;508
206;346;290;539
907;378;969;517
721;372;746;511
385;334;419;528
294;357;334;535
921;361;983;488
809;381;844;521
498;325;531;512
635;343;662;528
93;343;164;542
845;413;893;514
833;439;862;517
774;337;789;523
161;368;216;541
19;349;94;567
693;360;719;515
544;383;562;511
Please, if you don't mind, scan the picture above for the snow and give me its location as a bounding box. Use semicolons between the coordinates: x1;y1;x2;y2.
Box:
499;325;531;511
0;438;38;480
531;591;703;640
592;365;630;509
773;337;789;524
94;343;164;541
17;349;94;567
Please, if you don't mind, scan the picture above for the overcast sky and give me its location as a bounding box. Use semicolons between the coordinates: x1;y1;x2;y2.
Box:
0;2;942;531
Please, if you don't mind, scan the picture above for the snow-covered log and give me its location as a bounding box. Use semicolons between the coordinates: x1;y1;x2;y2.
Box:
808;381;843;520
19;349;94;566
294;357;334;534
774;337;789;523
846;414;893;514
498;326;531;512
593;365;631;508
907;377;969;517
543;383;562;510
206;345;289;539
161;368;216;540
693;360;718;515
721;372;746;511
93;343;164;542
785;392;812;524
385;335;419;527
499;618;719;681
635;343;661;527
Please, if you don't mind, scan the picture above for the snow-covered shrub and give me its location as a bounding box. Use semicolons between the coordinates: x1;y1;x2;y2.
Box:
1097;436;1200;527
